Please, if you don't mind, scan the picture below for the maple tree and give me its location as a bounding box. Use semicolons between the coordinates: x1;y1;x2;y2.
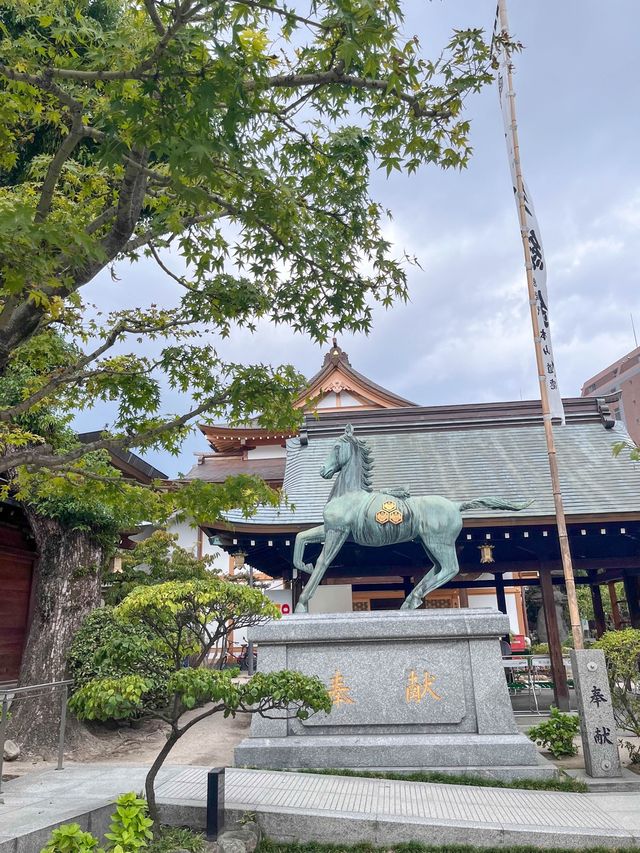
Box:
1;0;498;480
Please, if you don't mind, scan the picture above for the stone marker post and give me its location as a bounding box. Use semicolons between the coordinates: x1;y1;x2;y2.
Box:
570;649;621;777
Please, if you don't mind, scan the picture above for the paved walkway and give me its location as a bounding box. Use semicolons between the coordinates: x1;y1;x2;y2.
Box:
157;767;640;848
2;764;640;850
0;764;185;852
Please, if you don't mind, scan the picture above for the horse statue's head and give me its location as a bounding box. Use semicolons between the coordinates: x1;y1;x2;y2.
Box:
320;424;356;479
320;425;373;494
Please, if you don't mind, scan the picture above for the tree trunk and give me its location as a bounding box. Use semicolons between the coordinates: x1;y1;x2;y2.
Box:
8;510;105;753
145;728;180;824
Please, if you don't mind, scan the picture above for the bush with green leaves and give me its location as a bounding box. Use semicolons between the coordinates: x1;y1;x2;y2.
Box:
104;531;218;606
527;706;581;758
40;823;100;853
69;578;331;823
67;607;171;715
594;628;640;760
40;793;153;853
530;643;550;656
105;793;154;851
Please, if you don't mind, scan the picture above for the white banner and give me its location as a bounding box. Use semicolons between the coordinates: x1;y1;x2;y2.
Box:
495;31;565;423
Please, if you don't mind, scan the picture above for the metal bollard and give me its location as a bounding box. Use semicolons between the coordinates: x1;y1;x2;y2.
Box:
206;767;225;840
56;683;68;771
0;694;8;796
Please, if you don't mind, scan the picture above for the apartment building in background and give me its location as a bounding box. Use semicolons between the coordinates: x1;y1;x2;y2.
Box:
581;343;640;445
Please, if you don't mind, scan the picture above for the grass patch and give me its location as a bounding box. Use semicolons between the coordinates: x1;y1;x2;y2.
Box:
271;767;587;793
258;843;628;853
148;826;204;853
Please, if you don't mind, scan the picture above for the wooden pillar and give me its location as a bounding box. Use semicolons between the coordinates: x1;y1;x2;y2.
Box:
539;565;570;711
587;572;607;638
291;574;303;611
494;573;507;615
608;582;623;629
623;574;640;629
458;587;469;608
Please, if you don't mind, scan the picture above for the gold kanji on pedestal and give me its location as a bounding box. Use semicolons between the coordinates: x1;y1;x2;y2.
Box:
327;670;355;706
405;669;442;703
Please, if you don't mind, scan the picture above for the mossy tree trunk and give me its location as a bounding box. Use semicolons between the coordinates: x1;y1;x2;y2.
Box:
8;510;106;753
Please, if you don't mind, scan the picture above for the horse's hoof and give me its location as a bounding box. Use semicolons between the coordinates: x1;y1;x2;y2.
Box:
294;601;308;613
304;563;314;573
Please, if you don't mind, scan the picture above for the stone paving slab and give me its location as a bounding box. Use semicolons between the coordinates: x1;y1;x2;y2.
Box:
157;767;640;848
0;764;187;853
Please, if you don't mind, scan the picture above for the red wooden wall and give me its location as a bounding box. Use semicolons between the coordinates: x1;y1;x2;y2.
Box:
0;522;36;683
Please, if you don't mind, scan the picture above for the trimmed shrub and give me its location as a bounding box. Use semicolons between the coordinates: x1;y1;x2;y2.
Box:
528;706;580;758
67;607;171;714
594;628;640;761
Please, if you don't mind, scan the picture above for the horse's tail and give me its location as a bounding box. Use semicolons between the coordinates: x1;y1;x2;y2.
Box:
458;497;534;513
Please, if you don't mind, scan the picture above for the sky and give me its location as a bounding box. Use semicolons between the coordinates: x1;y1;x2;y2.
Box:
76;0;640;477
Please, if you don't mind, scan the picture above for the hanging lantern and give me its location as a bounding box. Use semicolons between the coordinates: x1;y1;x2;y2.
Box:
232;550;247;569
478;544;495;564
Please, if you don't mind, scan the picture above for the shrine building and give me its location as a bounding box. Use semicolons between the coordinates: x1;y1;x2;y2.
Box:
182;342;640;709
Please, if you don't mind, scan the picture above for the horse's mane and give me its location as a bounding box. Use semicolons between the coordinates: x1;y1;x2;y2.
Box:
331;430;410;499
329;433;374;498
357;437;373;492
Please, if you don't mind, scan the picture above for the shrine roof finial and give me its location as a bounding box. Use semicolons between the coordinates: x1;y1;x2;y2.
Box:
323;338;351;367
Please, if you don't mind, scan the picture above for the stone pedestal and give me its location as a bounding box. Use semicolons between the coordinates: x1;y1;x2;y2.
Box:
235;609;553;780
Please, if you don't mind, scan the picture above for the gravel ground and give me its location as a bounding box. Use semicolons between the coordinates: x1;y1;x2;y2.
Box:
3;704;251;779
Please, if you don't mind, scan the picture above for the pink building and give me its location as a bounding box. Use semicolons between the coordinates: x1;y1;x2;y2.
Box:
581;344;640;446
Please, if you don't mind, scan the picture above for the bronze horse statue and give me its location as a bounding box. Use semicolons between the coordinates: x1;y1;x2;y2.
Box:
293;425;531;613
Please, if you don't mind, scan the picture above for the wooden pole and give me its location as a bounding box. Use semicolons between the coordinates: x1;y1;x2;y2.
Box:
608;581;622;629
497;0;583;649
623;573;640;629
587;572;607;638
494;573;507;615
539;565;570;710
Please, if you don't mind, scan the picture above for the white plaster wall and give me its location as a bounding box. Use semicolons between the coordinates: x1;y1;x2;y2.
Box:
340;391;363;406
165;517;228;571
308;584;353;614
316;392;338;408
246;445;286;459
234;585;292;646
467;591;520;635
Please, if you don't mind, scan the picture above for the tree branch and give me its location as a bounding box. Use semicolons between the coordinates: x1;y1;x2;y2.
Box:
227;0;329;31
255;68;450;119
144;0;167;35
0;391;230;475
122;213;215;253
85;205;117;236
34;113;85;223
0;65;83;112
148;244;192;289
0;323;126;423
175;702;226;737
102;149;150;257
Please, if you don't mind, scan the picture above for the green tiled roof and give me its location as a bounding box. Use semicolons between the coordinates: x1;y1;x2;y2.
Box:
224;410;639;527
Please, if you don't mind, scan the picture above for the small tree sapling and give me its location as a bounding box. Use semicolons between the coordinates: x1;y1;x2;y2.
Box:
69;579;331;821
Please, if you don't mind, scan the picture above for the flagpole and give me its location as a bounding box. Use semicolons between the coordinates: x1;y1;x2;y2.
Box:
497;0;583;650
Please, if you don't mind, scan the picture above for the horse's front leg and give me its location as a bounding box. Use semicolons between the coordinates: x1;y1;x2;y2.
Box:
292;525;325;576
295;527;348;613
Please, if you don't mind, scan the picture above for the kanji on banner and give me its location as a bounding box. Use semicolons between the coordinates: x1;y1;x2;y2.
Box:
495;31;565;423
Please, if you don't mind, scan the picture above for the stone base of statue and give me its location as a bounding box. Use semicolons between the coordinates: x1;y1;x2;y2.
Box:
234;609;555;780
